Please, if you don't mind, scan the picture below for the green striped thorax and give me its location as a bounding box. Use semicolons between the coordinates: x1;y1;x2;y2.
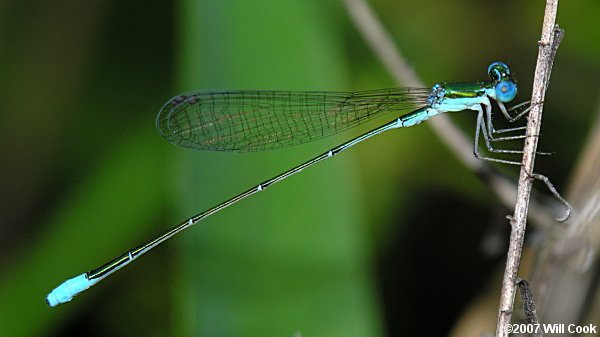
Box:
426;62;518;106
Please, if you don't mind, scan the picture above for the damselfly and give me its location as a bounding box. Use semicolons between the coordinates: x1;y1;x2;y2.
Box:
46;62;567;307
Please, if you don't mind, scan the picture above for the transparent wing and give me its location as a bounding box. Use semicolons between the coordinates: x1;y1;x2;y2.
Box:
156;88;431;151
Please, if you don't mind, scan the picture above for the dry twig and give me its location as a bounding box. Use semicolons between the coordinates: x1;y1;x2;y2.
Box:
495;0;563;335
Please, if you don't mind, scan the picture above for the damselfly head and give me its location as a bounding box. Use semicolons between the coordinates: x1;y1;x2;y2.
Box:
488;62;517;103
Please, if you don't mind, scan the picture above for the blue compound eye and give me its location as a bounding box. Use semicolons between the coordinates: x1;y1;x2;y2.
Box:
495;80;517;102
488;61;511;82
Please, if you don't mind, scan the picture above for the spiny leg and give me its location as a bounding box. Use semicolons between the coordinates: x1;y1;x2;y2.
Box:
498;100;533;122
478;109;524;155
525;170;572;222
473;109;571;221
482;113;553;156
503;100;536;123
476;104;550;155
486;101;528;140
483;101;553;156
488;101;544;137
474;108;523;164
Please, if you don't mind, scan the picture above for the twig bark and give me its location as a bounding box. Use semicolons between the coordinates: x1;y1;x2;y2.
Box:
495;1;563;336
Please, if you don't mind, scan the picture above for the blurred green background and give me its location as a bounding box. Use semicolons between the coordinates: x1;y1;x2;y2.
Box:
0;0;598;336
